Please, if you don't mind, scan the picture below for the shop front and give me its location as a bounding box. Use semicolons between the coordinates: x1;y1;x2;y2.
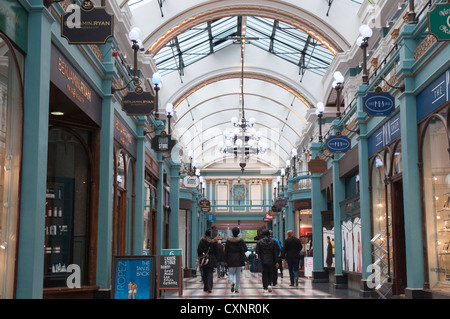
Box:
43;44;102;297
417;66;450;296
0;0;27;298
368;112;406;296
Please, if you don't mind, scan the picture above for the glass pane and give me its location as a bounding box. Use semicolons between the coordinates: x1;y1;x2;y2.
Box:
0;36;24;299
422;116;450;289
45;128;90;288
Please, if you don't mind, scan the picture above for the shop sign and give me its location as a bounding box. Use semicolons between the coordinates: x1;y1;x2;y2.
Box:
182;176;199;188
363;91;395;116
267;210;278;217
428;2;450;41
264;212;274;220
151;131;176;152
61;1;114;45
0;0;28;52
416;66;450;122
114;115;137;158
122;88;155;116
51;45;102;125
308;156;327;174
206;213;216;222
368;112;401;156
199;199;211;213
326;133;351;153
274;198;286;209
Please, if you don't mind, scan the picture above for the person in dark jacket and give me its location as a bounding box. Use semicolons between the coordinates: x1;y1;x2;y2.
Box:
197;229;217;293
256;229;278;292
224;227;247;293
216;239;225;278
326;236;333;268
282;230;302;286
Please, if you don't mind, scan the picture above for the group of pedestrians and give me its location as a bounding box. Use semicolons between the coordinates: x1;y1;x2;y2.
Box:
197;227;302;294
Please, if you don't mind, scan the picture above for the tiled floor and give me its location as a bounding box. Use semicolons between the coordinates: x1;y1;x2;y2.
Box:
162;269;366;299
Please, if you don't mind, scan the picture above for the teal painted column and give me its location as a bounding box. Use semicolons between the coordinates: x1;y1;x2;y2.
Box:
133;120;146;255
190;192;199;268
397;24;424;293
95;39;115;290
331;120;346;286
16;3;52;299
356;84;372;295
156;153;165;255
310;143;327;282
168;163;180;248
284;178;292;233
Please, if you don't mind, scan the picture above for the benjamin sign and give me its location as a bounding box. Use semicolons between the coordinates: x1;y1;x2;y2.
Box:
61;3;114;45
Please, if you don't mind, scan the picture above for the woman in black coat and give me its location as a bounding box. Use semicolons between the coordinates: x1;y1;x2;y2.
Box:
224;227;247;293
197;229;217;293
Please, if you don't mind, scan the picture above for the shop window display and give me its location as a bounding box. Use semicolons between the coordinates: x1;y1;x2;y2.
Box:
421;112;450;291
0;34;24;298
45;128;91;288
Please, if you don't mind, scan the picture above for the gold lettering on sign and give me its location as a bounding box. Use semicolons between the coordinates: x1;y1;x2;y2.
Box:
115;119;133;148
58;57;92;103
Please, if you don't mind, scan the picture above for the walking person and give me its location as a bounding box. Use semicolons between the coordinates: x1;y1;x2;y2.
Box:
282;230;302;286
224;227;247;293
197;229;218;293
269;230;283;286
256;229;278;293
216;239;225;278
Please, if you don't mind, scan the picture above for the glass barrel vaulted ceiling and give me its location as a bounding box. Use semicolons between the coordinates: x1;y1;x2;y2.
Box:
126;0;364;172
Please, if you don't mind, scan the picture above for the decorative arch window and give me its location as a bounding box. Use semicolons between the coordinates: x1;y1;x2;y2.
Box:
419;105;450;290
0;32;24;298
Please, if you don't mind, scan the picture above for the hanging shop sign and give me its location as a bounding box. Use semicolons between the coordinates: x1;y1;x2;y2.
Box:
274;198;287;209
61;1;114;45
122;87;155;116
363;91;395;116
428;2;450;41
199;199;211;213
182;176;199;188
151;131;176;153
264;212;274;220
206;213;216;222
308;156;327;174
326;132;351;153
267;209;278;217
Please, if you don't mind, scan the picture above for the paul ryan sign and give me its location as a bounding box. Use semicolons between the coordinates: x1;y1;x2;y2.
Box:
61;2;114;45
428;2;450;41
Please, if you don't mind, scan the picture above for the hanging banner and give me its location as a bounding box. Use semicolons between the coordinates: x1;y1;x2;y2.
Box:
326;133;351;153
428;2;450;41
61;1;114;45
363;91;395;116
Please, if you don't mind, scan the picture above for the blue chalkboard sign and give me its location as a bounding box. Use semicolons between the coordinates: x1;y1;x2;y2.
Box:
326;134;351;153
112;256;156;299
363;91;395;116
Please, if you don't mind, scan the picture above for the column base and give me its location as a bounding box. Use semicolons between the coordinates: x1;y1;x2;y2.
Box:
405;288;426;299
359;279;374;298
333;273;348;289
312;270;329;283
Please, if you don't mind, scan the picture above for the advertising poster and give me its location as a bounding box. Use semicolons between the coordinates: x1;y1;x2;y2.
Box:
113;256;156;299
341;217;362;273
322;227;335;268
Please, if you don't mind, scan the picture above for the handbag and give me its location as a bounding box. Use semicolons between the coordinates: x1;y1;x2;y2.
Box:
197;247;210;267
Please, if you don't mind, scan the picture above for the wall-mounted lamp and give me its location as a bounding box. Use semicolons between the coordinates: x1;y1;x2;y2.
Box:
315;102;325;142
151;72;162;120
165;103;173;134
111;27;145;93
356;24;373;85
